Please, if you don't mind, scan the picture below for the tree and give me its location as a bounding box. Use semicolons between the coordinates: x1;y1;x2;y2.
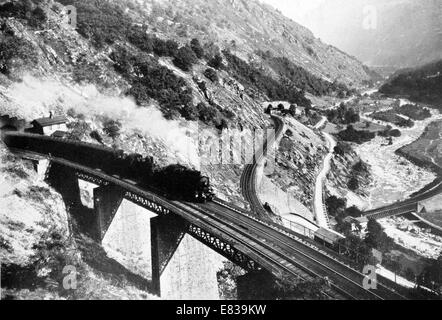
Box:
71;0;132;48
29;6;48;28
0;35;37;76
153;38;179;56
173;45;197;71
365;219;394;252
190;38;204;59
103;119;121;139
348;176;359;191
345;206;362;218
181;104;199;121
196;102;217;124
333;141;351;156
344;108;360;124
203;68;218;82
208;54;223;69
325;196;346;217
289;104;297;116
352;160;367;174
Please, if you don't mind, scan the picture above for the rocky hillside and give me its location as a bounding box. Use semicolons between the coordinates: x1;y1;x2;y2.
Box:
122;0;375;87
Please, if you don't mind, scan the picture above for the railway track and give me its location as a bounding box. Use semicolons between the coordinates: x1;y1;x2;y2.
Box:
364;178;442;219
194;201;405;300
240;115;285;215
177;202;361;300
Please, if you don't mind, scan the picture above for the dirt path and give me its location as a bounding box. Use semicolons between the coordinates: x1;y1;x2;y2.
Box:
313;125;336;228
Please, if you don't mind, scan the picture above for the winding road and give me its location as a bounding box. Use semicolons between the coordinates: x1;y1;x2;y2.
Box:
313;127;336;228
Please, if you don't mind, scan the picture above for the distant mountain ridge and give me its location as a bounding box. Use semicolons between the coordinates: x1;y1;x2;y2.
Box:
379;59;442;107
287;0;442;70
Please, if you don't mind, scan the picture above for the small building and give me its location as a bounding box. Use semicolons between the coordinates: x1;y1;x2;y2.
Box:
31;115;68;136
314;227;345;246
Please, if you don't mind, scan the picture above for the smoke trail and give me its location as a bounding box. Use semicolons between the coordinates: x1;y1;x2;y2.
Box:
2;75;200;167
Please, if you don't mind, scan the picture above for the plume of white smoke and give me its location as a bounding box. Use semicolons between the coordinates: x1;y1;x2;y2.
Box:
3;75;200;168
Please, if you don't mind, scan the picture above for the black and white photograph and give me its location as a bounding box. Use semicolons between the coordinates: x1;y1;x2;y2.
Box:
0;0;441;305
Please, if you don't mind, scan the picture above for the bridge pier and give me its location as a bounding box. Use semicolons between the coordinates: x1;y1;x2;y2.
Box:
150;214;187;296
93;185;125;242
33;159;51;180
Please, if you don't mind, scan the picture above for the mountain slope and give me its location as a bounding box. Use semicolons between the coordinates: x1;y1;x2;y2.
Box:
122;0;375;86
379;60;442;106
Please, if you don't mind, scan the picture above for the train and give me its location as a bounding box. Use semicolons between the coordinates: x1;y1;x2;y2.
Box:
3;132;214;203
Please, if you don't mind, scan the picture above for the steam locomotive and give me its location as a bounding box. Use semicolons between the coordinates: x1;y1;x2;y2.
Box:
3;132;214;203
116;153;214;202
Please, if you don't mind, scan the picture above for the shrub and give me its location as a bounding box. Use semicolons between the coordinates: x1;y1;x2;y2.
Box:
345;206;362;218
102;119;121;139
173;45;197;71
196;102;218;124
28;6;47;28
352;160;367;173
325;196;347;217
365;219;394;251
222;50;311;107
72;58;102;83
181;104;199;121
333;141;352;156
190;38;204;59
90;130;103;144
128;28;180;57
66;0;132;48
203;68;218;82
152;37;179;57
256;51;352;97
344;108;360;124
128;28;154;53
337;125;376;144
0;0;34;19
126;59;193;110
0;34;37;75
208;54;223;70
347;176;359;191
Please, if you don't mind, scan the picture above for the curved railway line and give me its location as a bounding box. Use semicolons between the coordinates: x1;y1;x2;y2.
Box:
363;178;442;219
240;115;285;215
194;201;405;300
